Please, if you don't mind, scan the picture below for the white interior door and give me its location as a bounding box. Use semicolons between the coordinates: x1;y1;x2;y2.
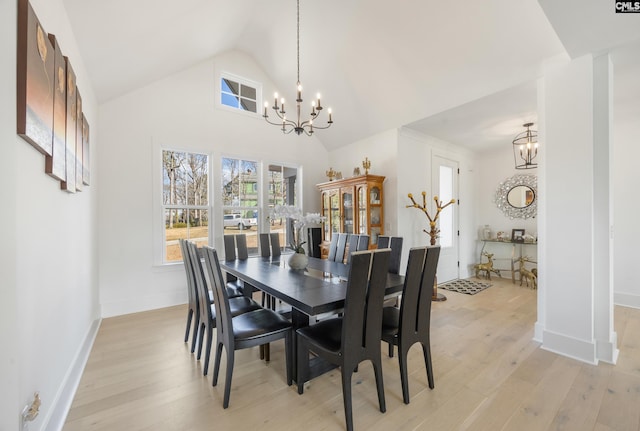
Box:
432;155;459;282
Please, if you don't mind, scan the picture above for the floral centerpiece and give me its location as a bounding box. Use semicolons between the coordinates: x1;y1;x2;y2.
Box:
271;205;325;269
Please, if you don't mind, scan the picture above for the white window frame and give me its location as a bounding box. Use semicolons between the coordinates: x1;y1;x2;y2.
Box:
153;145;213;266
218;71;262;116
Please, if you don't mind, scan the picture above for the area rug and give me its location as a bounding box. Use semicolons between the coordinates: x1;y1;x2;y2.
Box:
438;278;491;295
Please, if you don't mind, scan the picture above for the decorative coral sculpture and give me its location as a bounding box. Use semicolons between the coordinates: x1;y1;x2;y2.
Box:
407;192;456;245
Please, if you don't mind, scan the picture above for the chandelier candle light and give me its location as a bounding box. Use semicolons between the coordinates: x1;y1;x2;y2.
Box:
512;122;538;169
263;0;333;136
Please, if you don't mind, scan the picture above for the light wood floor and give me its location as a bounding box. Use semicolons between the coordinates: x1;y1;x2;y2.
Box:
64;277;640;431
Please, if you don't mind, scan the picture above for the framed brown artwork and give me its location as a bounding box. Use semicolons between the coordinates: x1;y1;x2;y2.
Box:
45;33;66;181
17;0;55;156
61;58;76;193
75;91;83;192
82;115;90;186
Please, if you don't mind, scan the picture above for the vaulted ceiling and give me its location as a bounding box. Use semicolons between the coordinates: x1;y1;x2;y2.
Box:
62;0;640;151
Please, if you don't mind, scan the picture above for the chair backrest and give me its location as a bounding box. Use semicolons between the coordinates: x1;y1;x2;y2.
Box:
399;246;440;336
326;234;339;261
377;235;389;249
179;239;197;309
307;227;323;258
186;241;214;328
388;236;404;274
259;233;271;257
270;232;281;257
341;249;391;362
235;234;248;260
346;235;360;264
223;235;236;261
357;235;369;251
202;247;233;347
335;233;348;263
376;236;403;273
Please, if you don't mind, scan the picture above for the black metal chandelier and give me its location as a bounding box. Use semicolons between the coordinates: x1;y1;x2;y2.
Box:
512;122;538;169
263;0;333;136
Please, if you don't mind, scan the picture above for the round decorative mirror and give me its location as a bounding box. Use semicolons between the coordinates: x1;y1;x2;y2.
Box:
495;174;537;219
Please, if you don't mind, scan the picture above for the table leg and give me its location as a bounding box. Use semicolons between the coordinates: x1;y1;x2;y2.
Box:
290;309;310;382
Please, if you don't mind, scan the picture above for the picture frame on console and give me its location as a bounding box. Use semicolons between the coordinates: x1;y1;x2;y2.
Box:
512;229;525;242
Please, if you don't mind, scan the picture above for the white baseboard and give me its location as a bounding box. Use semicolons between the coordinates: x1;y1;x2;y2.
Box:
43;318;101;431
614;291;640;309
541;329;597;365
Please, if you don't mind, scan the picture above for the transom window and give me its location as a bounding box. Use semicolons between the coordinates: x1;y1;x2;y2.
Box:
162;149;209;263
220;73;259;113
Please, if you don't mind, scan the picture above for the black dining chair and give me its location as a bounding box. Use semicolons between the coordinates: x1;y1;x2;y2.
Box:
259;233;271;257
326;234;339;261
296;248;391;431
381;246;440;404
377;236;403;274
270;232;281;257
357;234;369;251
179;239;207;353
202;246;293;409
334;233;349;263
185;241;262;376
223;235;246;297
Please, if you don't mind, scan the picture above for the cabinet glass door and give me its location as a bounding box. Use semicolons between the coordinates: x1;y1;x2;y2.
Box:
357;186;367;234
342;189;354;234
330;191;340;235
322;191;331;242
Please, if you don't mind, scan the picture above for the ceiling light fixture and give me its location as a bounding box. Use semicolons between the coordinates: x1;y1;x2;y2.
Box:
512;122;538;169
263;0;333;136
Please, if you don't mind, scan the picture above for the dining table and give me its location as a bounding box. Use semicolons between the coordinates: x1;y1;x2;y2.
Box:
219;254;405;381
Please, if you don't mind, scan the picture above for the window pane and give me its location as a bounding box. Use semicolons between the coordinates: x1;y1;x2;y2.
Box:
240;85;256;99
222;78;239;95
185;153;209;205
165;208;209;262
223;209;258;255
240;99;257;113
439;166;453;248
221;93;239;108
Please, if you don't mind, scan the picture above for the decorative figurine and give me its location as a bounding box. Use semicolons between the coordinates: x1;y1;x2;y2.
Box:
362;157;371;175
326;167;336;181
474;252;501;280
353;167;361;176
517;256;537;289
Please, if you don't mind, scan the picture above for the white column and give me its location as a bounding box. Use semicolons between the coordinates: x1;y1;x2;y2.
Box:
537;54;617;364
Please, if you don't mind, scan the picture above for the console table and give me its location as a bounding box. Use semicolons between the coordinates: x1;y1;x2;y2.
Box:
478;239;537;283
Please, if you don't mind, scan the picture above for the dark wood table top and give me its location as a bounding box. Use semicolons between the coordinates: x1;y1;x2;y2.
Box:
220;256;404;318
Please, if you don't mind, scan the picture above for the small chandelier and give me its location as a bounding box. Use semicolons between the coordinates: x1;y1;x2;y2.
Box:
263;0;333;136
512;122;538;169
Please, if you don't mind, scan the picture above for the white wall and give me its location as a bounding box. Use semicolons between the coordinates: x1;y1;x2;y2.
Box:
1;1;100;430
327;128;399;236
395;129;478;278
98;51;329;317
613;59;640;308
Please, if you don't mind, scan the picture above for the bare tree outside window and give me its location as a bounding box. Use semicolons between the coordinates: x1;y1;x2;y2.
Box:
162;150;209;262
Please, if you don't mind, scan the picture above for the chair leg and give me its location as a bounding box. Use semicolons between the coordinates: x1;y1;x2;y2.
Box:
341;368;354;431
222;349;235;409
259;344;265;360
196;322;205;360
372;359;386;413
184;308;193;342
398;346;411;404
285;331;292;386
190;310;200;353
264;343;271;361
388;341;394;358
203;326;213;376
212;342;224;386
297;337;308;394
422;342;435;389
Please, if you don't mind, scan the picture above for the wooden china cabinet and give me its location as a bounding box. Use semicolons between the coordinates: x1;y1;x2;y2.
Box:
316;175;385;257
